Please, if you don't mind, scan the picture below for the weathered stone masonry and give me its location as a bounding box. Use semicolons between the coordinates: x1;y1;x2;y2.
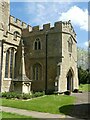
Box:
0;0;79;93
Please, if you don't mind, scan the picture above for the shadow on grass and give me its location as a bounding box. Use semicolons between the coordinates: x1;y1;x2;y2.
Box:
59;103;90;119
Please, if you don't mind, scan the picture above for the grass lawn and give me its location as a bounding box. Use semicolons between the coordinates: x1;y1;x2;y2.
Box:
1;112;38;119
79;84;90;92
2;95;75;114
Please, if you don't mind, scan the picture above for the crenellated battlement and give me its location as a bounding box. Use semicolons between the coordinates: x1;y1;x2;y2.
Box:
30;20;76;39
31;21;62;32
9;15;32;30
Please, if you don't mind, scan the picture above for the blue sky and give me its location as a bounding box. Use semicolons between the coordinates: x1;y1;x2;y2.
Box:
10;1;88;49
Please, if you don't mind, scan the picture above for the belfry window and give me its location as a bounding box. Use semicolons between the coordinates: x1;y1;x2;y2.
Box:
34;38;41;50
33;63;42;80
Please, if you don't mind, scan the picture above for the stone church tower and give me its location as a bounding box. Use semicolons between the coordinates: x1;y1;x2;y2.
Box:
0;0;79;93
0;0;10;31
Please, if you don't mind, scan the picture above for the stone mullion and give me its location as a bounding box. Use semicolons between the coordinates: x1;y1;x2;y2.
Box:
8;49;11;78
12;49;16;79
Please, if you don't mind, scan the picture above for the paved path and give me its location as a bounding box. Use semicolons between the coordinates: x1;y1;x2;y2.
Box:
0;106;65;119
66;92;90;119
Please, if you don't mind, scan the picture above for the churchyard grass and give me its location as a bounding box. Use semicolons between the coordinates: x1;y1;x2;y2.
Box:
1;112;38;119
1;95;75;114
0;112;39;120
79;84;90;92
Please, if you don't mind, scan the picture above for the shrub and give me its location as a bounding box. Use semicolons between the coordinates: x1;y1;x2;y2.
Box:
6;92;17;99
73;89;79;93
22;93;31;100
32;91;45;98
16;94;22;99
2;91;45;100
2;92;7;97
64;90;71;95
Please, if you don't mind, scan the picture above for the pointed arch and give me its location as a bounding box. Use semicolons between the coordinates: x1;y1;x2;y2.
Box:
5;47;16;79
33;63;42;80
34;38;42;50
66;67;74;91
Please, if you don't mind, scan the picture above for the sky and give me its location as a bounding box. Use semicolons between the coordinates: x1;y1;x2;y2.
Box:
10;0;89;49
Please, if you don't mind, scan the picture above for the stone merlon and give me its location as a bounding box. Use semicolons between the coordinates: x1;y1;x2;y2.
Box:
9;15;32;30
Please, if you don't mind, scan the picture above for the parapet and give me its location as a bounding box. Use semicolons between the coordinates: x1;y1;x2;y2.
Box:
31;22;62;32
9;15;32;30
62;20;76;37
26;20;76;39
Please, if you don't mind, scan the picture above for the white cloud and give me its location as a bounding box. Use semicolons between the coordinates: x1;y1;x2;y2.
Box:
84;41;88;47
59;6;88;31
25;2;72;26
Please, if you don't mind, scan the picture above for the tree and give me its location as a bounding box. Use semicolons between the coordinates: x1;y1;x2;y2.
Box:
78;67;90;84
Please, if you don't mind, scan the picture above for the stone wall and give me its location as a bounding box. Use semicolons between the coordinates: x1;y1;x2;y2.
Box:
23;22;63;92
58;22;78;92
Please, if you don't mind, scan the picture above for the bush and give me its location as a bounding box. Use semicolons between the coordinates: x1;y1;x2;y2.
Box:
22;93;31;100
73;89;79;93
32;91;45;98
16;94;22;99
2;92;16;99
64;90;71;95
2;91;45;100
2;92;8;97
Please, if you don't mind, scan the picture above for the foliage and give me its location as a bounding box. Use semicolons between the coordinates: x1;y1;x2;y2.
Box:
2;95;75;114
2;91;45;100
79;84;90;92
78;67;90;84
22;93;32;99
32;91;45;98
77;47;88;70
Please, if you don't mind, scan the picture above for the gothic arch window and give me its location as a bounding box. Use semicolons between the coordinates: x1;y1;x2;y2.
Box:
5;48;16;79
33;63;42;80
34;38;41;50
68;37;73;52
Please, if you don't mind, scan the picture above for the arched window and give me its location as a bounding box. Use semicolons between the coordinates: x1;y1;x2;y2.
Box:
34;38;41;50
5;48;16;79
68;37;73;52
33;63;42;80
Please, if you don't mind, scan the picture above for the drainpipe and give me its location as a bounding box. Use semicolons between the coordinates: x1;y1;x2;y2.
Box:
45;31;48;94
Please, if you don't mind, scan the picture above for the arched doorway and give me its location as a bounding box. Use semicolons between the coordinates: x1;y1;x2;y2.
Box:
67;68;74;91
